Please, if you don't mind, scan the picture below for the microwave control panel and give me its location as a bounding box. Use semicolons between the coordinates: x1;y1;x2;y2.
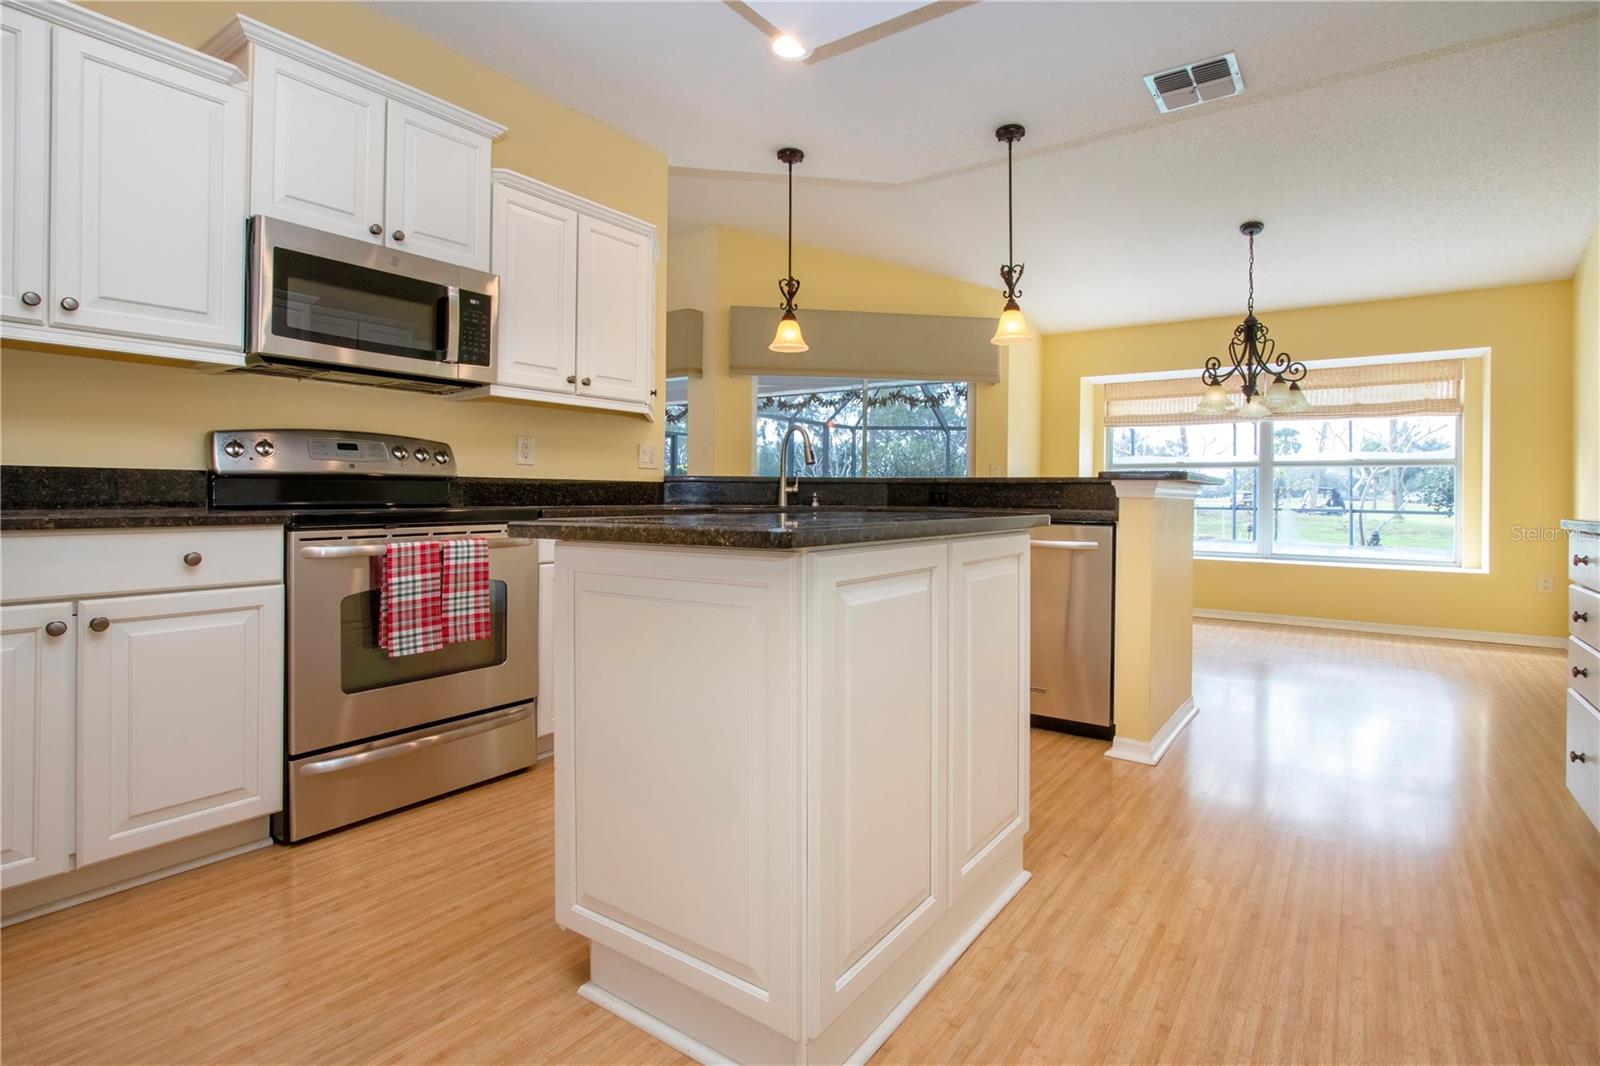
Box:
457;290;492;367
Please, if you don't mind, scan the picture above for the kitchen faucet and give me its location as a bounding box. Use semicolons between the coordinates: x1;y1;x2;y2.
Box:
777;425;817;508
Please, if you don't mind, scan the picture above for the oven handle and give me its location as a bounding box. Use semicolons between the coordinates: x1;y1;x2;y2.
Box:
296;705;533;776
298;537;536;559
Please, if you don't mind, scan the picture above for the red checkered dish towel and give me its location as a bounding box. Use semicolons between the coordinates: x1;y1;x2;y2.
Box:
377;540;444;657
441;537;492;645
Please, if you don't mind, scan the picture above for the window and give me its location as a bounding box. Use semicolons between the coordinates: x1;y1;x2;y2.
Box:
1103;358;1467;566
664;376;689;476
754;377;969;478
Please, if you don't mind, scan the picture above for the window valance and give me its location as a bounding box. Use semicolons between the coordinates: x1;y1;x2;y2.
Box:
728;306;1001;384
1103;357;1465;427
665;308;703;377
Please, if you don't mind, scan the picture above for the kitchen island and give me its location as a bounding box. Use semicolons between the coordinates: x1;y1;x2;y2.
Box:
516;509;1047;1065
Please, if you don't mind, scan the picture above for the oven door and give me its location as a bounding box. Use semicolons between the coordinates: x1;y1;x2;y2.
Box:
248;216;497;384
287;524;537;755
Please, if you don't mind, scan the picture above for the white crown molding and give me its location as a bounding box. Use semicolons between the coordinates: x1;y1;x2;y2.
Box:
1105;698;1199;766
491;168;659;258
1109;478;1206;500
1194;608;1567;649
8;0;244;84
201;15;506;139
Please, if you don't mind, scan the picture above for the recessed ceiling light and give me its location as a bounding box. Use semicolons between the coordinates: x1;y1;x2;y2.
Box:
770;34;809;61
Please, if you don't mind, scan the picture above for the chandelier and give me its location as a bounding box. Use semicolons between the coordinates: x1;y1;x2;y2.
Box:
1196;221;1310;418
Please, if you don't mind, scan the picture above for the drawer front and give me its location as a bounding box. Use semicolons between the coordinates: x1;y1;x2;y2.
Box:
1570;637;1600;709
1;527;283;602
1572;585;1600;649
1572;532;1599;592
1566;690;1600;831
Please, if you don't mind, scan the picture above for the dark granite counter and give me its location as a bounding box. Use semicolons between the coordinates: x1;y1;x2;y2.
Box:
1563;519;1600;536
514;508;1049;551
0;507;290;531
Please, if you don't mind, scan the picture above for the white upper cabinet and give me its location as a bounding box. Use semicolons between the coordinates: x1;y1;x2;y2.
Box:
1;4;49;325
493;180;579;393
49;26;246;349
385;101;492;268
0;602;76;889
206;16;504;272
576;215;654;405
483;169;657;416
249;47;386;243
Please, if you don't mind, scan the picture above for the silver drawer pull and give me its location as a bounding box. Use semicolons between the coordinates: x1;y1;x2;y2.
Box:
298;706;531;775
299;537;534;559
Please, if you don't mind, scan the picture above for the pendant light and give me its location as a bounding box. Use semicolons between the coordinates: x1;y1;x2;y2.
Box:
991;123;1033;345
769;147;808;353
1197;221;1310;417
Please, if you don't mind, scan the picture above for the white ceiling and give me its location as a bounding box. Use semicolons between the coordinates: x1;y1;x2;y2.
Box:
374;1;1600;332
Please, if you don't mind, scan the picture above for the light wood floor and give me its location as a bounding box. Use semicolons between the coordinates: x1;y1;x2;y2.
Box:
3;621;1597;1065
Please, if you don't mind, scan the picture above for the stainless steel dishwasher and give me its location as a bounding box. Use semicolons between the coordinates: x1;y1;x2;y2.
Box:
1030;524;1115;739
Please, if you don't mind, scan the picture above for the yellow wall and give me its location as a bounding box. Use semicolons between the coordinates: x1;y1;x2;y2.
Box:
1041;281;1575;639
665;226;1041;477
0;2;667;479
1576;224;1600;518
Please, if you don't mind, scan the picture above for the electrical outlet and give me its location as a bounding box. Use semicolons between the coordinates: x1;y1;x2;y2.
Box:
516;436;535;466
638;443;660;469
1537;573;1554;594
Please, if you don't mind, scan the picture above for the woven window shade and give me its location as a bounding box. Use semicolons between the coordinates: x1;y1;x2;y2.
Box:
1104;358;1465;426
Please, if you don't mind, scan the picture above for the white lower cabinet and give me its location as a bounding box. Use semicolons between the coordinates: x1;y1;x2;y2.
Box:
0;602;76;888
76;585;283;864
0;526;284;893
1567;690;1599;830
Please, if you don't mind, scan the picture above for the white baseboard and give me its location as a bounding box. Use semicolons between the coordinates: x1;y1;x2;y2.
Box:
1194;609;1565;648
577;983;734;1066
1106;697;1198;766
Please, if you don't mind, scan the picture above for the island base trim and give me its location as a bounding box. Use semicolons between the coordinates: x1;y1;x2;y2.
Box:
578;848;1030;1065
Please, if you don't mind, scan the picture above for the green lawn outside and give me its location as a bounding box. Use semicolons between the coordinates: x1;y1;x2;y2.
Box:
1195;508;1455;557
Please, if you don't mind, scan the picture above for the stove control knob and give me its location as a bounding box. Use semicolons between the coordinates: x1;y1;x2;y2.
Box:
391;445;408;462
222;438;246;459
413;447;429;463
434;450;450;465
254;439;276;458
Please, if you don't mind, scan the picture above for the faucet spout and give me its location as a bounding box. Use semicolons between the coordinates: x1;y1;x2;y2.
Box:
777;425;817;508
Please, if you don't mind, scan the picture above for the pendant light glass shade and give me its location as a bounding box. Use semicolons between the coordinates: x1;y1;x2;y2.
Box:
1196;384;1231;415
1262;378;1292;411
1240;394;1272;419
990;298;1033;346
770;310;808;353
1284;381;1312;413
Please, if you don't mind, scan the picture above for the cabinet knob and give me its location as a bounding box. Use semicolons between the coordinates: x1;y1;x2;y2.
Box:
20;290;41;306
566;374;577;384
1573;751;1590;764
650;388;658;397
391;229;405;242
88;616;110;633
183;551;203;567
1575;666;1591;678
59;296;79;311
580;377;592;386
44;621;67;637
369;223;383;236
1577;555;1593;566
1577;611;1591;623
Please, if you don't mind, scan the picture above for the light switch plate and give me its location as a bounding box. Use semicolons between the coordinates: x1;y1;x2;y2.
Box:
516;436;535;466
638;442;660;469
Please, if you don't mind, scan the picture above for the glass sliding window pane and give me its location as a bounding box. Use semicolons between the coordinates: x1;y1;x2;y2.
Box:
755;378;864;478
1272;416;1456;461
1194;468;1257;553
1272;465;1457;561
664;376;689;476
1110;422;1257;463
863;381;968;477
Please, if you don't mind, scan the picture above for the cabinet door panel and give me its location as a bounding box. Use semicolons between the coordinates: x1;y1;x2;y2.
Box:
1;603;76;888
808;543;946;1035
1;5;49;324
492;183;578;393
50;29;246;349
385;101;490;270
77;586;282;865
948;535;1029;901
250;49;386;242
575;215;653;406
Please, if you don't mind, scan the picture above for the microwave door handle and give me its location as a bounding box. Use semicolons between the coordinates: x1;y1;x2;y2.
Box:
443;285;460;364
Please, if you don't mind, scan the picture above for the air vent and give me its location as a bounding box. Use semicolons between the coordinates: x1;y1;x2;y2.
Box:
1144;53;1243;113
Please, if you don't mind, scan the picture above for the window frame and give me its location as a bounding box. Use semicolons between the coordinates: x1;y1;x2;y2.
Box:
752;377;974;479
1108;416;1464;568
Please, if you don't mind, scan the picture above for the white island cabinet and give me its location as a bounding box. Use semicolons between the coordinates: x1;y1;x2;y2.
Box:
550;526;1033;1065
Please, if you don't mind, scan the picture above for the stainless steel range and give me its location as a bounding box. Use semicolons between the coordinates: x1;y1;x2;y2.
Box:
210;429;536;842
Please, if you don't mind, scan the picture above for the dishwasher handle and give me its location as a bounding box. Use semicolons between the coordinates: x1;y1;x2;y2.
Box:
1030;540;1101;551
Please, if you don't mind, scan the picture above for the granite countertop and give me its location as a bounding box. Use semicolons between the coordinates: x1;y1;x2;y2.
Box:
0;507;292;531
1563;519;1600;535
514;508;1050;550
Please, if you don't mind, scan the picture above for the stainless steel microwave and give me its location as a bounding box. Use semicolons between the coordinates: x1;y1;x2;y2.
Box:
245;216;497;391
